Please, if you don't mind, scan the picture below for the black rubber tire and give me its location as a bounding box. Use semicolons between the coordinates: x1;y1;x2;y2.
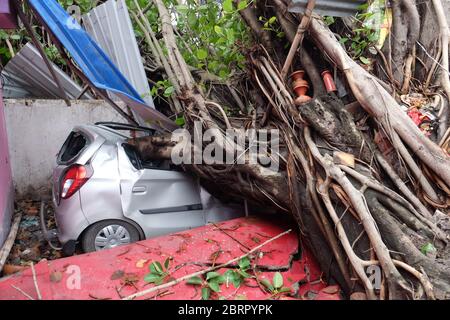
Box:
81;219;140;253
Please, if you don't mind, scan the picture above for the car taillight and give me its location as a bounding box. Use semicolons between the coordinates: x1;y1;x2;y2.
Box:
61;165;92;199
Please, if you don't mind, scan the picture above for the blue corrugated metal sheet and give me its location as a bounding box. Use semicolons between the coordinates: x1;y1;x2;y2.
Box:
288;0;366;17
28;0;176;131
83;0;154;107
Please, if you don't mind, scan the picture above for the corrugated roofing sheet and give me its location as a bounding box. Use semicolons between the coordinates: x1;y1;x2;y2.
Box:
1;43;91;99
288;0;366;17
28;0;176;131
83;0;154;107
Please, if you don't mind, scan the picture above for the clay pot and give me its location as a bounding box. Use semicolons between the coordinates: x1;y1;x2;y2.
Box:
290;70;312;105
321;70;337;92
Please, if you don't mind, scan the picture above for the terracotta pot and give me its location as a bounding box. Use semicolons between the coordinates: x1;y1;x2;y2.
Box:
321;70;337;92
291;70;306;82
290;70;312;105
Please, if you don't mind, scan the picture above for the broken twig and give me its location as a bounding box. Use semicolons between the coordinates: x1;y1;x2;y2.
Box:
30;262;42;300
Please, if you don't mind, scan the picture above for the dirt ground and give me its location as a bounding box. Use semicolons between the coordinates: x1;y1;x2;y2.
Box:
3;200;63;275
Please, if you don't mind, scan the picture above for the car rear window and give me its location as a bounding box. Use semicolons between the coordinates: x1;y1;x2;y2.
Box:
58;131;88;164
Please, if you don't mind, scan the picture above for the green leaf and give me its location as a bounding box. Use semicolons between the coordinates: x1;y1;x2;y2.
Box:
202;287;211;300
421;243;436;255
214;25;223;35
175;116;185;127
10;34;21;40
279;287;292;293
339;37;349;44
260;279;274;292
164;257;170;270
186;276;203;285
273;272;283;289
144;273;161;283
186;277;203;285
196;49;208;60
151;261;163;274
218;69;228;78
176;4;189;12
238;269;251;279
359;56;371;65
206;272;221;281
238;257;250;269
208;281;221;293
268;16;277;25
163;86;175;97
223;0;233;13
237;0;247;10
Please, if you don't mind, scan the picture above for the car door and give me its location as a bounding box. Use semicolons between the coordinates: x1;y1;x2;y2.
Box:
118;143;205;238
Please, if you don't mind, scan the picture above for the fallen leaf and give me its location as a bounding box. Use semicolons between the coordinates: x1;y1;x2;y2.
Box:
110;270;125;280
122;273;139;285
50;271;63;283
321;285;340;294
350;292;367;300
136;259;148;268
251;237;261;244
333;151;355;168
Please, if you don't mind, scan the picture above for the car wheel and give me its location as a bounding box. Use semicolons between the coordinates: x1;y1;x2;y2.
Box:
81;220;140;252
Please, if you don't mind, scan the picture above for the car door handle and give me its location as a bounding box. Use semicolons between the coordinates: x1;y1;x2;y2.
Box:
132;186;147;194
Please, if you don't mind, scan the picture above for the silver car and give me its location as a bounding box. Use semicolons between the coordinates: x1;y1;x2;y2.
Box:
52;122;242;254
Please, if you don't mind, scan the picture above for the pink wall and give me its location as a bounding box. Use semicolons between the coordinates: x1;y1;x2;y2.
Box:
0;87;13;246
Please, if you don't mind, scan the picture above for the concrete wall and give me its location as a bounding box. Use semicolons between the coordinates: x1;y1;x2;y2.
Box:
0;88;13;247
4;99;127;198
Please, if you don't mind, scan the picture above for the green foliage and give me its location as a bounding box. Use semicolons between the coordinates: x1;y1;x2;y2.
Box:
169;0;250;79
223;256;252;288
323;16;335;26
329;5;380;63
259;15;285;39
0;29;29;65
0;1;94;66
421;243;436;256
151;80;175;98
144;258;171;285
57;0;95;14
187;271;227;300
186;257;253;300
260;272;292;296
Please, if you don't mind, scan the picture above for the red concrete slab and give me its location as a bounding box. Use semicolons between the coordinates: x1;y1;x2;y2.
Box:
0;217;341;300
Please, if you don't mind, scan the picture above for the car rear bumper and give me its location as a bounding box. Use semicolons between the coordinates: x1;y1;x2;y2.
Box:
53;193;90;244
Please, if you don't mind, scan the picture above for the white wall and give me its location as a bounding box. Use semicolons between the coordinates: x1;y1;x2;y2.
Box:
4;99;128;198
0;89;13;247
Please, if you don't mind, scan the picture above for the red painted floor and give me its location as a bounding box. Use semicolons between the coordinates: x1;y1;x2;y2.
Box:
0;217;341;300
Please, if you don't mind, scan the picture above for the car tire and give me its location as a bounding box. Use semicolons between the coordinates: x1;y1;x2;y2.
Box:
81;220;140;253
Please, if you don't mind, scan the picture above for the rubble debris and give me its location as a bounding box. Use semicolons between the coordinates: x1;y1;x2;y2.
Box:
0;212;22;273
3;200;62;271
